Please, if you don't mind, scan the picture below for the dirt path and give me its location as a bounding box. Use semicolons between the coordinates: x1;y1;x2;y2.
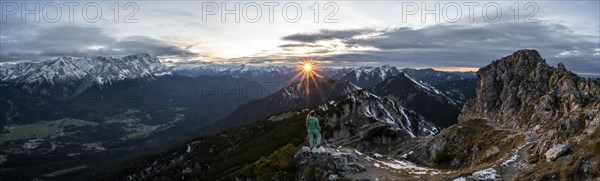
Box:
485;120;535;180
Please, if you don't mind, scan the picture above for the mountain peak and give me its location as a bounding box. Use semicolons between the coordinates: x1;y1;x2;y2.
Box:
0;54;171;85
503;49;543;63
461;49;599;131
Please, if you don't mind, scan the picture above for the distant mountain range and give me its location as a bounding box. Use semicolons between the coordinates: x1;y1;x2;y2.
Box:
1;54;171;85
172;64;476;89
0;54;479;180
0;55;269;180
96;49;600;180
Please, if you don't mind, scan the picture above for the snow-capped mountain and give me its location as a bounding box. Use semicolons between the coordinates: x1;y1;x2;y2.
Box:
338;65;401;88
369;73;461;127
217;64;295;76
0;54;171;85
173;64;296;77
172;64;477;91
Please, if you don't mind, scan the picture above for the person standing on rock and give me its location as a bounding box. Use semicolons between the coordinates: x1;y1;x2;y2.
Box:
306;110;322;149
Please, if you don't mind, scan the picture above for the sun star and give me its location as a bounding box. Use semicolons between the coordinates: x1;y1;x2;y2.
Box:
303;64;312;72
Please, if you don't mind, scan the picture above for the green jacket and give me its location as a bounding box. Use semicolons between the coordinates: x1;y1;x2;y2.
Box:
306;116;321;131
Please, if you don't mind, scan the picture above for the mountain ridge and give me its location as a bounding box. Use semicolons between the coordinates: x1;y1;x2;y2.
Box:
405;49;600;180
0;54;171;85
369;73;461;127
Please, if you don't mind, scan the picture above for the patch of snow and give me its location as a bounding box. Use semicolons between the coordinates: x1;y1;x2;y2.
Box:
0;155;7;165
398;108;416;138
399;151;413;159
182;167;192;174
82;142;106;151
372;157;440;175
353;149;364;156
452;177;466;181
312;147;327;153
23;139;44;150
470;168;497;180
502;141;530;166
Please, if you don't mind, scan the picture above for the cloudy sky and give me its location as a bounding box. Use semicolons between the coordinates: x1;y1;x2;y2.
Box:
0;1;598;75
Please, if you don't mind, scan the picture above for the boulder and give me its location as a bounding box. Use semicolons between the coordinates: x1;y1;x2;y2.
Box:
294;145;366;180
544;144;568;162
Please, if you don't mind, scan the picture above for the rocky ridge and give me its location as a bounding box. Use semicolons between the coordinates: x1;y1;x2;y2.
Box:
405;49;600;180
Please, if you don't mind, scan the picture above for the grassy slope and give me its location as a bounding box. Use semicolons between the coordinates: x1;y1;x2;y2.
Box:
99;110;309;180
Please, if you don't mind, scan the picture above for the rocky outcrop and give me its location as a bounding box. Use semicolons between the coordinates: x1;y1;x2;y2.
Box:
459;49;600;128
293;144;442;180
316;90;439;153
405;49;600;180
544;144;568;162
459;49;600;154
294;145;366;180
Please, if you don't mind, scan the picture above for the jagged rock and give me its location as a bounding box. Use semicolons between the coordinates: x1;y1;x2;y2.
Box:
544;144;568;162
294;145;366;180
408;49;600;179
458;49;600;154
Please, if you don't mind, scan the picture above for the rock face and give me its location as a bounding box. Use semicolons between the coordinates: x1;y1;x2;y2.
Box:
406;49;600;179
459;49;600;154
294;145;366;180
544;144;568;162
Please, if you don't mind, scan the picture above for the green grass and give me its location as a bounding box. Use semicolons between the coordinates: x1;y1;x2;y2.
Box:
101;111;309;181
0;122;60;143
422;119;525;169
518;124;600;180
253;144;300;181
0;119;96;143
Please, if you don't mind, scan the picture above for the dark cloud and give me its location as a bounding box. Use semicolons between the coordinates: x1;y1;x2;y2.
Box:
0;24;198;62
281;29;374;43
278;43;323;48
113;36;198;57
279;22;600;74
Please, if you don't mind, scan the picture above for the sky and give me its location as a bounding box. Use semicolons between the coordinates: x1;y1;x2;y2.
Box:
0;1;599;75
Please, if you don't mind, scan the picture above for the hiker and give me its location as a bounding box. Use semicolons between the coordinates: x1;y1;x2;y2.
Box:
306;110;321;149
